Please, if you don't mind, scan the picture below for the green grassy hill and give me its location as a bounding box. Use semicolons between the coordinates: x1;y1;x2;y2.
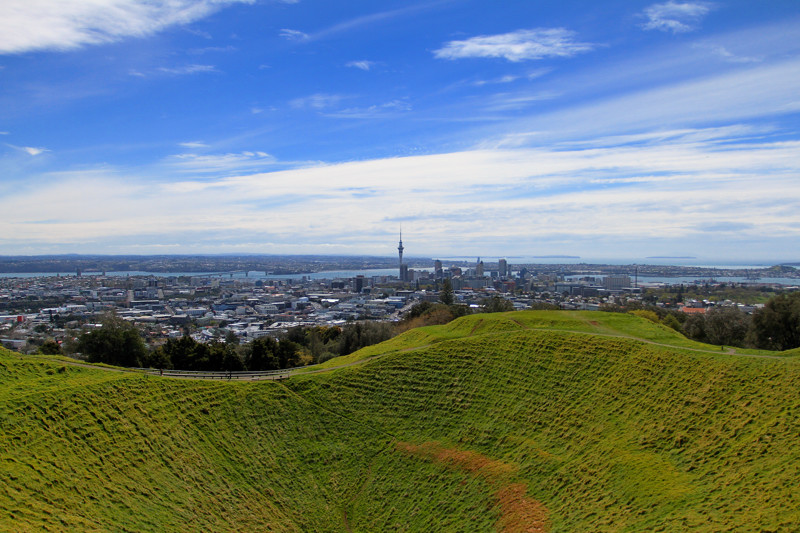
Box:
2;311;799;531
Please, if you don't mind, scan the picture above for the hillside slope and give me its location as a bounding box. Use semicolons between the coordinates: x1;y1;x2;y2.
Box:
2;311;799;531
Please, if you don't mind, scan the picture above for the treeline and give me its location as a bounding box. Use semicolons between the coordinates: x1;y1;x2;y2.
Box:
73;313;396;370
682;292;800;350
609;292;800;351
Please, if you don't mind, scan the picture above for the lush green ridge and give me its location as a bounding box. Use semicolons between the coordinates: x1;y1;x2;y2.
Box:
2;311;799;531
309;311;777;372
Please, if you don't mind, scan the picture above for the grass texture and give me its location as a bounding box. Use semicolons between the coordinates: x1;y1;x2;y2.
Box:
1;310;798;531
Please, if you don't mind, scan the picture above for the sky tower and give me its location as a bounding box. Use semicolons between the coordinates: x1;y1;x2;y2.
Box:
397;229;404;272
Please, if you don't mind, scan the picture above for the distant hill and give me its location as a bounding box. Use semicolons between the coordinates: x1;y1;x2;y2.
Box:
1;311;798;531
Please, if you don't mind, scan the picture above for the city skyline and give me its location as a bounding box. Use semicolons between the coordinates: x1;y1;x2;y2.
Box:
1;1;799;260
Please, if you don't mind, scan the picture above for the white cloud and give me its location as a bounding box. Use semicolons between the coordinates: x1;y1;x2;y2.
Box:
642;1;713;33
6;144;49;155
24;146;49;156
324;99;412;119
346;60;377;71
693;42;761;63
482;92;560;111
2;129;799;257
302;3;444;43
434;28;594;62
279;28;309;41
505;58;800;141
188;45;237;55
290;93;346;110
158;64;217;75
166;151;276;174
0;0;254;54
179;141;209;149
474;75;519;86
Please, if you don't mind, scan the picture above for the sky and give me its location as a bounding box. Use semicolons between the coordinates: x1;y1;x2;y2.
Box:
1;0;799;262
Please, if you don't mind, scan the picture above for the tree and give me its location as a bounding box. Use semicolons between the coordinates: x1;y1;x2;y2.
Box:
277;340;301;369
335;322;393;356
704;306;750;347
224;330;239;345
77;312;147;367
38;340;61;355
682;314;707;342
159;335;198;370
481;295;514;313
213;342;245;371
439;278;454;305
404;301;433;321
246;337;279;371
750;292;800;351
143;348;172;370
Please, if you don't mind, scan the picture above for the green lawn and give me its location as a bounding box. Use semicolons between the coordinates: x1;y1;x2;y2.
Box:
2;310;799;531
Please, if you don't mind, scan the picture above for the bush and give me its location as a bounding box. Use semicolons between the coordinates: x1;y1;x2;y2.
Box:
661;313;682;332
38;340;62;355
629;310;660;323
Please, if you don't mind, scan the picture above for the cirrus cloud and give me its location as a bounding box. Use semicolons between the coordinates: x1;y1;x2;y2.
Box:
346;60;377;71
6;144;49;156
642;1;714;34
5;128;797;258
0;0;255;55
279;28;309;41
434;28;594;62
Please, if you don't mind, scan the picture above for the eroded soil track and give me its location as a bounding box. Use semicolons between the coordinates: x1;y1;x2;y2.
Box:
396;441;549;533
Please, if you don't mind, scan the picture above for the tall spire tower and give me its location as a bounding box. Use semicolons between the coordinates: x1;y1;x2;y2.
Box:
397;228;404;269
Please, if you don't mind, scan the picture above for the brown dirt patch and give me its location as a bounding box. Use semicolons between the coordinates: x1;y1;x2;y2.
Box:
495;483;548;533
396;441;549;533
396;441;514;482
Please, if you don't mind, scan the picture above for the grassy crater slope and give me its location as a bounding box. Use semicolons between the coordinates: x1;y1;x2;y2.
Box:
2;311;799;531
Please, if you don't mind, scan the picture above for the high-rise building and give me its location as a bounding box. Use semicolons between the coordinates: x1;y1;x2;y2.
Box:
499;258;508;277
476;258;484;277
434;259;443;278
604;275;631;291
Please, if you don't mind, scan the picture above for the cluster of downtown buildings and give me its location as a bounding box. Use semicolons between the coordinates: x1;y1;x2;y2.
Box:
1;244;790;354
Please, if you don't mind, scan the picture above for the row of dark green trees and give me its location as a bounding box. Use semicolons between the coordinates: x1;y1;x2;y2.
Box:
74;313;396;371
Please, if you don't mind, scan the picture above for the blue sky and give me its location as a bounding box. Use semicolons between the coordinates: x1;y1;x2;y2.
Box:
1;0;799;261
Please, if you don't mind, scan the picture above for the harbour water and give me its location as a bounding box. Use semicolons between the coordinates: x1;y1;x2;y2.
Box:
1;267;797;286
